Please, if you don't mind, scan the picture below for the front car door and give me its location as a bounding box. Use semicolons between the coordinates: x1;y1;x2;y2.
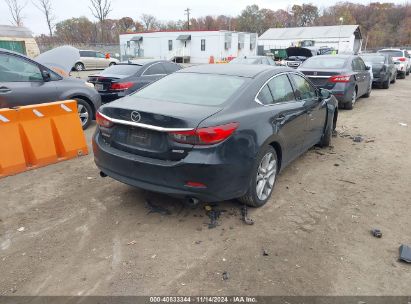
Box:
256;73;307;166
0;52;58;108
352;57;369;95
289;73;327;150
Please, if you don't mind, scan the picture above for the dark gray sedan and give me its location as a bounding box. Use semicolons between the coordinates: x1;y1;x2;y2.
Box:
360;53;397;89
0;48;101;129
93;65;338;207
87;60;182;103
298;55;372;110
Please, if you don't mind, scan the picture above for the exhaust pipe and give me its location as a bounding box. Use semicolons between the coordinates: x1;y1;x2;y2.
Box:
99;171;107;178
185;197;200;206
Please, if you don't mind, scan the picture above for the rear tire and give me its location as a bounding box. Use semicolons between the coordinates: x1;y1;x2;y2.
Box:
239;146;278;208
76;99;92;130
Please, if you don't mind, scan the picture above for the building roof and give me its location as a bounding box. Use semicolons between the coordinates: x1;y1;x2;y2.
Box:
0;25;33;38
259;25;361;41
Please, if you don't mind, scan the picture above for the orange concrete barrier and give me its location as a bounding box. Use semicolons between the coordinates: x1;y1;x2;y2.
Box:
209;56;215;64
0;100;88;178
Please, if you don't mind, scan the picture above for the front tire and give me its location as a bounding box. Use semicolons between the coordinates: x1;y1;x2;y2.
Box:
76;99;92;130
75;62;85;71
239;146;278;208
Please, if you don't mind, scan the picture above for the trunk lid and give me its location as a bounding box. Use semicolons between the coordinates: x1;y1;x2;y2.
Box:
88;75;122;92
99;96;223;160
300;69;344;88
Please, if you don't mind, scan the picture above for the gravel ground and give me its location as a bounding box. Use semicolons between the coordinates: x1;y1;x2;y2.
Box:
0;76;410;296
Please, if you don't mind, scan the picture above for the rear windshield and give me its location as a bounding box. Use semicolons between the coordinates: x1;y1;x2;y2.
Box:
132;73;245;106
378;50;403;57
360;55;385;64
301;57;347;69
230;57;259;64
100;64;141;76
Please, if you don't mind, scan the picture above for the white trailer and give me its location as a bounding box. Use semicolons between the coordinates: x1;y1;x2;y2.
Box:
258;25;362;55
119;30;257;64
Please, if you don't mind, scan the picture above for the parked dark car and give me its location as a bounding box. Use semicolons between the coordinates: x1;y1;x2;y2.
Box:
93;65;338;207
281;47;315;69
360;53;397;89
298;55;372;110
0;48;101;129
87;60;182;103
229;56;276;66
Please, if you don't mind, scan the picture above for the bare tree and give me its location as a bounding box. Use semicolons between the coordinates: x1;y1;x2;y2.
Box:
4;0;27;26
32;0;55;36
140;14;158;31
89;0;112;42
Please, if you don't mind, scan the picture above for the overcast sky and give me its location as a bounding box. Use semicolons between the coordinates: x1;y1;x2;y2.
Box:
0;0;407;35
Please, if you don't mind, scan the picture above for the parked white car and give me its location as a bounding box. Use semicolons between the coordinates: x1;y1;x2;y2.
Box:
73;50;119;71
377;49;410;79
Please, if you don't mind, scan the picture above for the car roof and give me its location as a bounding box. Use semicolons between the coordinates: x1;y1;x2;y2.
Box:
379;48;402;51
177;64;290;78
360;53;386;56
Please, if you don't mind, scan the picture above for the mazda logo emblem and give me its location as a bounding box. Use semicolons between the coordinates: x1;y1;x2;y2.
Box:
130;111;141;122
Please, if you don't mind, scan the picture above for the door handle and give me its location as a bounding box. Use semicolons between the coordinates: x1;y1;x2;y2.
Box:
0;87;11;94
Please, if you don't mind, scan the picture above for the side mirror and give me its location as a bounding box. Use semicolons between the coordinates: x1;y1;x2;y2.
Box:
319;88;331;99
365;65;371;70
42;70;51;81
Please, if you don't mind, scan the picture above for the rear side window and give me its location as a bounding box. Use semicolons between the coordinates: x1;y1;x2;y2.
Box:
257;85;274;105
290;74;317;100
0;53;43;82
80;51;94;57
144;63;166;75
163;62;181;74
267;75;295;104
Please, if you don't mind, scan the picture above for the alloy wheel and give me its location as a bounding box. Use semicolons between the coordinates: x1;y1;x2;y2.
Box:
256;152;277;201
352;90;357;105
78;104;89;127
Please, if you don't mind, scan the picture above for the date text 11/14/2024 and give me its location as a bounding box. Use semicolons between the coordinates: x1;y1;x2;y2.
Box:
149;297;258;303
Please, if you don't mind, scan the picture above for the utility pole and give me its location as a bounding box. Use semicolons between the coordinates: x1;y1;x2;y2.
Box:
185;8;191;30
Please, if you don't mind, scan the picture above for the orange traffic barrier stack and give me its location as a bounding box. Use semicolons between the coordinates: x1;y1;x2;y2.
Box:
0;100;88;178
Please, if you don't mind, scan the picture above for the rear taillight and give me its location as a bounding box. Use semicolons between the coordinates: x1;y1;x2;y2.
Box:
96;111;113;128
169;122;239;145
398;58;406;62
329;75;351;83
110;82;134;91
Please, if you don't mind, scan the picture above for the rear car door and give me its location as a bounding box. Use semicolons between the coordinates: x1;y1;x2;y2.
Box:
139;63;167;88
0;52;58;108
96;52;109;69
256;73;307;165
289;73;326;150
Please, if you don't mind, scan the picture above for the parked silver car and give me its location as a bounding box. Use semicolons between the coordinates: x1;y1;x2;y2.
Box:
73;50;119;71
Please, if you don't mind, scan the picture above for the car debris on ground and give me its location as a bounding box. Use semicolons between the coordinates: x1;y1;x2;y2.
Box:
371;229;382;238
399;245;411;263
145;199;171;216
